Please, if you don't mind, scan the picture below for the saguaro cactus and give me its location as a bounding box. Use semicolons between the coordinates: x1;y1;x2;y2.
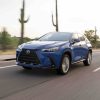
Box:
19;0;29;44
52;0;59;32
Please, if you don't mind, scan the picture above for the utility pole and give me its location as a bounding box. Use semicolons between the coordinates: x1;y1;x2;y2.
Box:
52;0;59;32
19;0;29;44
94;26;97;48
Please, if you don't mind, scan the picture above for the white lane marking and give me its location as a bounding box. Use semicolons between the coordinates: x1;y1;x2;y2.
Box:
93;67;100;72
0;65;17;69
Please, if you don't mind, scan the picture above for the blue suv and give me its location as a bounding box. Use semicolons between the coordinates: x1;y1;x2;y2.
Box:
16;32;92;74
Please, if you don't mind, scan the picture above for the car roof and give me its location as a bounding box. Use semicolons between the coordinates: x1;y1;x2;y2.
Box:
49;32;74;34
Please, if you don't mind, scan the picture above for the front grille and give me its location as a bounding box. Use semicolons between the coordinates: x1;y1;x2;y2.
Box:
18;49;40;65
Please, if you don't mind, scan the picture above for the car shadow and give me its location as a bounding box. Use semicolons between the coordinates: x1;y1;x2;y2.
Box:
71;62;85;70
16;62;86;77
16;68;59;78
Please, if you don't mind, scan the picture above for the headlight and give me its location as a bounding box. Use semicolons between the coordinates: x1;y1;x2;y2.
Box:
42;47;59;52
17;44;24;51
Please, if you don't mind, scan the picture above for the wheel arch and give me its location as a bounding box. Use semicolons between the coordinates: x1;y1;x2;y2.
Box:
89;48;92;54
62;50;72;63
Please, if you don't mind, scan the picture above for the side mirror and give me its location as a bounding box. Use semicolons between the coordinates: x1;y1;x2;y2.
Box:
71;39;80;44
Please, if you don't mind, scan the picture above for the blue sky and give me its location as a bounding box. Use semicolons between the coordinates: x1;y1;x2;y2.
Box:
0;0;100;38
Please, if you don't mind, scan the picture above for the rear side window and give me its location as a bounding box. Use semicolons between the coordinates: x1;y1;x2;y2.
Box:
78;34;85;41
84;35;90;43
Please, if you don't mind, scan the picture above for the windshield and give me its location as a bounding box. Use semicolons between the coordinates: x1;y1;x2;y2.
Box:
38;32;72;41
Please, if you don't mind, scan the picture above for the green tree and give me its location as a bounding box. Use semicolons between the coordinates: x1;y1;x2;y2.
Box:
84;30;99;48
84;30;94;41
11;36;19;48
0;28;12;51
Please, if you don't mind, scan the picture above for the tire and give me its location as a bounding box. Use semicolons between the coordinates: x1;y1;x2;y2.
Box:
57;54;70;75
22;66;32;70
83;52;92;66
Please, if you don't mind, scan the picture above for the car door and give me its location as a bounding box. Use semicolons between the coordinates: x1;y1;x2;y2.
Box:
71;33;82;62
78;34;89;59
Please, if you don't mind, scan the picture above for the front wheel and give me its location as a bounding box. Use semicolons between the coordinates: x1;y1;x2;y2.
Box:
57;54;70;75
83;52;92;66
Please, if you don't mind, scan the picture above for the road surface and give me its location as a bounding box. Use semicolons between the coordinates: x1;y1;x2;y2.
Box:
0;51;100;100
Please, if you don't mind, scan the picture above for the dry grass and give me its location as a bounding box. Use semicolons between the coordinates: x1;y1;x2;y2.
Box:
0;50;16;55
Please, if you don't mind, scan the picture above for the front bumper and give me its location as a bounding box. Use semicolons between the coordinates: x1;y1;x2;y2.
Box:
16;49;61;69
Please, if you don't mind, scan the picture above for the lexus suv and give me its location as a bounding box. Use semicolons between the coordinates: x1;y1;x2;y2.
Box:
16;32;92;74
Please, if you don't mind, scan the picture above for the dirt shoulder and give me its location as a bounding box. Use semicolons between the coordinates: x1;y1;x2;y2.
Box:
0;50;16;55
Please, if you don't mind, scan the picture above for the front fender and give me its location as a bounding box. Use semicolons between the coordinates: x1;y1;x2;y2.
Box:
60;48;72;63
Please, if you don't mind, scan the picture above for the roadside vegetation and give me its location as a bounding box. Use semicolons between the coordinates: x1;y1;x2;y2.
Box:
0;28;32;54
84;29;100;48
0;50;16;55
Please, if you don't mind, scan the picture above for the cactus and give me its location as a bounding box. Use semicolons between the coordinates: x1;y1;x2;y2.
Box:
52;0;59;32
19;0;29;44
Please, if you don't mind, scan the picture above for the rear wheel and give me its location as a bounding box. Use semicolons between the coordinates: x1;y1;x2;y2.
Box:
83;52;92;66
57;54;70;75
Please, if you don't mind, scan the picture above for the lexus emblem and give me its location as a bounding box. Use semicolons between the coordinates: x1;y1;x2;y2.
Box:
26;50;30;55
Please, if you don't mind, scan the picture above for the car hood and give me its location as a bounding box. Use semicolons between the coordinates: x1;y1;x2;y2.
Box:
22;41;69;50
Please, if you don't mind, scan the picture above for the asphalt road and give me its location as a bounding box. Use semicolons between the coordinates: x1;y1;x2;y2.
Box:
0;51;100;100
